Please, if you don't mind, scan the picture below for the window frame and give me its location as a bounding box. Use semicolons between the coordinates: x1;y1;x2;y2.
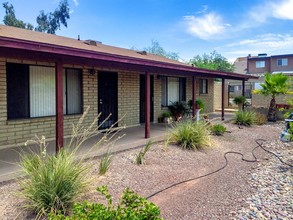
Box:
161;76;186;107
277;58;288;66
199;79;208;94
6;63;83;120
256;61;265;68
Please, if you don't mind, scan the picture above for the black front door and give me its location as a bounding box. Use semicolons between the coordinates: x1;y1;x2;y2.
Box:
98;72;118;129
140;74;154;123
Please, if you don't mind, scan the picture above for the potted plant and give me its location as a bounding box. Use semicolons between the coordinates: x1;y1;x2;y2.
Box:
188;99;205;112
168;101;188;121
158;111;172;123
233;96;247;110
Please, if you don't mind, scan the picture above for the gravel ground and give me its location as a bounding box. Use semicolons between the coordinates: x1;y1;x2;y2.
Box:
0;122;292;220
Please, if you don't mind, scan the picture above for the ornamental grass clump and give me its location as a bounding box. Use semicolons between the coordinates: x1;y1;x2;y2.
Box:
167;120;211;150
20;143;89;217
19;107;125;218
210;124;226;136
233;110;257;126
99;151;112;175
135;139;153;165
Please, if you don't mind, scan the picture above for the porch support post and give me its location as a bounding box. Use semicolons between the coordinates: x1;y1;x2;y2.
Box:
192;76;197;117
145;71;150;138
56;61;64;153
221;78;225;121
242;80;245;110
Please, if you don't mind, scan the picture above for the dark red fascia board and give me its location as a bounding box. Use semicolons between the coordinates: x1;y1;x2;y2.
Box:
0;36;257;80
271;54;293;58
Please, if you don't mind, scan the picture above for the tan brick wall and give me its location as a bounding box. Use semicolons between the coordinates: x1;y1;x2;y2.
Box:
118;72;140;127
214;81;231;109
0;56;217;148
186;77;215;113
0;58;97;148
156;76;215;119
251;94;292;107
153;75;162;123
198;78;214;113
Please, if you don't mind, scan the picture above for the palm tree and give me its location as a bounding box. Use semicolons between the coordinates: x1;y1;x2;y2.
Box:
253;72;291;121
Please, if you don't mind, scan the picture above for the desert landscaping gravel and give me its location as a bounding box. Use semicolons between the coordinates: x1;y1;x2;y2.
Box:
0;122;292;219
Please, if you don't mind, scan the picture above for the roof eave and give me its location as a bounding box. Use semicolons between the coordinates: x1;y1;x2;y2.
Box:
0;36;257;80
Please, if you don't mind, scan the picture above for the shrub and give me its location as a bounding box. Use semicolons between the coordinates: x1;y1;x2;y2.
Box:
168;101;188;120
255;112;267;125
136;139;153;165
99;151;112;175
19;107;125;218
167;120;211;150
233;110;257;126
48;185;162;220
161;111;171;118
19;142;89;217
210;124;226;136
188;99;205;112
233;96;247;105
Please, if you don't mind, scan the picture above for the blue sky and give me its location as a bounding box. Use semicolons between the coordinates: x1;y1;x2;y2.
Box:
1;0;293;62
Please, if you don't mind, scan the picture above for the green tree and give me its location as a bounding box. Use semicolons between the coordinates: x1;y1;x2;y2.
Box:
143;40;180;61
2;0;70;34
2;2;33;29
253;72;291;121
189;50;234;72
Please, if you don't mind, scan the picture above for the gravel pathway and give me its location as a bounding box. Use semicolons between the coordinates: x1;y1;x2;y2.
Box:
0;122;292;219
236;138;293;220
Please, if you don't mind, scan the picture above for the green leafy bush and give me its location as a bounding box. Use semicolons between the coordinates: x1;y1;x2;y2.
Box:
210;124;226;136
167;120;211;150
168;101;188;120
188;99;205;112
161;111;171;118
99;151;112;175
136;139;153;165
48;185;162;220
233;96;247;105
233;110;257;126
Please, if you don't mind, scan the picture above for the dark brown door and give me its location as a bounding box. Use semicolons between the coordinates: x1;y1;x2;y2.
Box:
98;72;118;129
140;74;154;123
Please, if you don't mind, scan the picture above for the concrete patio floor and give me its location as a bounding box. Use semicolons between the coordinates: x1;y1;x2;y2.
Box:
0;112;234;183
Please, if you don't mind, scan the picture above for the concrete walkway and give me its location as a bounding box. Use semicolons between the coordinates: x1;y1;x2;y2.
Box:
0;112;234;183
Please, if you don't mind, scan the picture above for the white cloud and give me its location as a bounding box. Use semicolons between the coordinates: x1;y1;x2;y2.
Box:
196;5;208;14
249;0;293;23
272;0;293;20
183;12;229;40
72;0;79;6
222;33;293;61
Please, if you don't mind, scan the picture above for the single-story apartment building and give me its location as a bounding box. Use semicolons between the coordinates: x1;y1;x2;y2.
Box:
0;25;257;150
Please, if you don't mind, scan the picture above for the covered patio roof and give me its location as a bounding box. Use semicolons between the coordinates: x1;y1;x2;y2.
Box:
0;25;257;152
0;25;257;81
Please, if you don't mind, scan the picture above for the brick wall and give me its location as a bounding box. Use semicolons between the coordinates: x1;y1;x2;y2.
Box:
251;94;292;107
248;58;270;74
214;82;223;109
271;57;293;72
153;75;162;123
0;58;97;149
118;72;140;127
0;56;217;148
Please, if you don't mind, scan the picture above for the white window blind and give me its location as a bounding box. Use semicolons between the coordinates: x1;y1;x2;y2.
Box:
66;69;82;114
29;66;56;117
167;77;179;105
